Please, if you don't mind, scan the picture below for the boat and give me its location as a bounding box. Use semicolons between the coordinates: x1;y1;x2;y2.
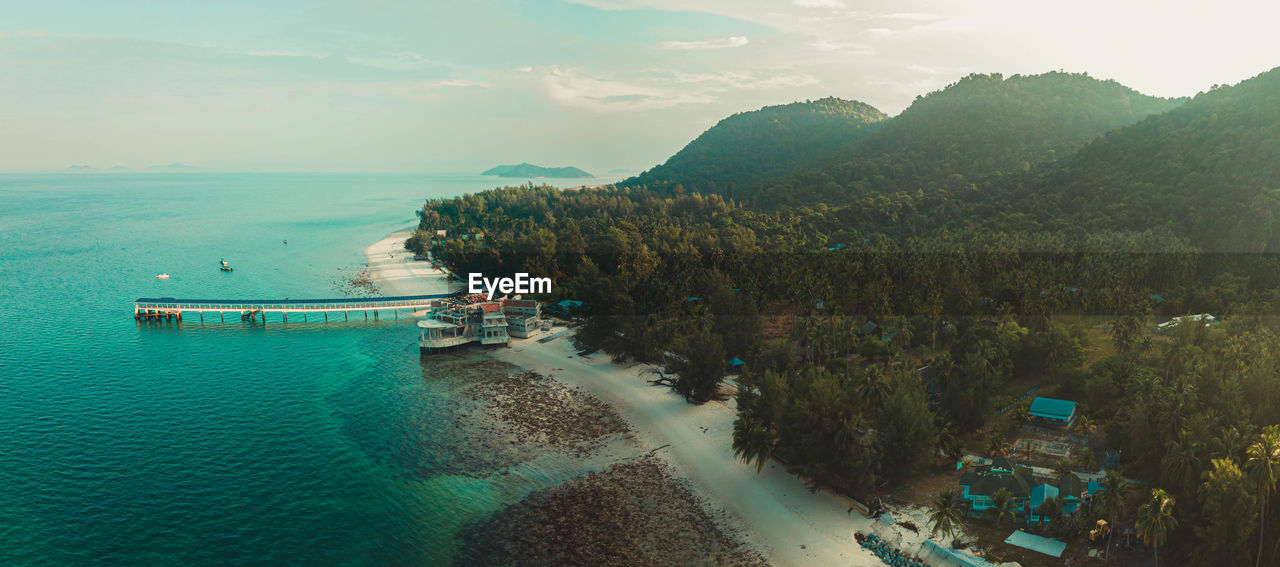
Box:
220;259;233;272
155;273;170;279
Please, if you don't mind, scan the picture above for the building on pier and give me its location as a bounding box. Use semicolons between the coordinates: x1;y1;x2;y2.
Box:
418;297;542;353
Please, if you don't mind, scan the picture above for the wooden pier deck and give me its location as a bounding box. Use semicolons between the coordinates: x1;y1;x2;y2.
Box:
134;293;456;323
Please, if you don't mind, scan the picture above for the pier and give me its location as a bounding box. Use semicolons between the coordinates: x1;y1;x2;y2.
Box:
134;293;456;323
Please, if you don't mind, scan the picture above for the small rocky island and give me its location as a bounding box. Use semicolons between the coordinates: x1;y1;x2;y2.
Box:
483;163;594;178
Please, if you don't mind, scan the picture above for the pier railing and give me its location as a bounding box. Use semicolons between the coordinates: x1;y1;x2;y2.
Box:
134;293;456;322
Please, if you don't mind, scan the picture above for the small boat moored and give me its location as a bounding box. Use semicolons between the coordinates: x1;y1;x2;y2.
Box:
155;273;170;279
220;259;234;272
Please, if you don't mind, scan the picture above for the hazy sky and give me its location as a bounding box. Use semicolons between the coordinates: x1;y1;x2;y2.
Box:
2;0;1277;173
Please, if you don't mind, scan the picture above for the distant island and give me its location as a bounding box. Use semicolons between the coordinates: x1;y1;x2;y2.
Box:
64;165;133;173
482;163;593;178
147;162;205;172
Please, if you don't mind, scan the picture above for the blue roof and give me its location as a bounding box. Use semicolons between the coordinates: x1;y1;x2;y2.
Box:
1087;481;1102;495
1004;530;1066;558
1030;483;1059;509
556;300;584;308
728;357;745;366
1029;397;1077;421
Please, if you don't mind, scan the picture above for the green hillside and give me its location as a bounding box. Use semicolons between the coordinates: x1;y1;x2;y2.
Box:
756;71;1185;206
992;67;1280;251
623;97;887;198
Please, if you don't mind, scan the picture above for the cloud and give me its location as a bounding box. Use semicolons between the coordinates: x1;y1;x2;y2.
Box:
675;70;819;90
439;79;488;88
793;0;846;8
656;36;748;50
539;66;716;111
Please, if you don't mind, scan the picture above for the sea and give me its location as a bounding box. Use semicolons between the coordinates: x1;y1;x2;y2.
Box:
0;173;618;566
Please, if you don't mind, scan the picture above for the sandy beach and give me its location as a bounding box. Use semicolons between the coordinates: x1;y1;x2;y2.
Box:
495;336;883;566
362;230;454;297
362;229;954;566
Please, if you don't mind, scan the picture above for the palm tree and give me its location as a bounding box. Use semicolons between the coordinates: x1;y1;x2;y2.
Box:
1097;470;1128;566
935;416;964;461
991;488;1015;526
1247;425;1280;567
928;488;964;545
987;432;1011;458
1098;470;1129;522
1163;429;1203;491
1037;496;1063;532
1053;459;1073;479
1136;488;1178;567
731;415;772;472
1073;414;1096;439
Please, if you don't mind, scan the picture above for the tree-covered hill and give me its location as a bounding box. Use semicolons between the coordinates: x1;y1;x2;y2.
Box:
990;66;1280;251
754;71;1186;206
483;163;594;178
622;97;888;198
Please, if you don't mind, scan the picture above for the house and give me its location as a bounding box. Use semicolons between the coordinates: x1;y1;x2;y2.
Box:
959;458;1034;515
859;321;879;335
961;460;1091;525
1027;483;1059;524
1029;397;1077;428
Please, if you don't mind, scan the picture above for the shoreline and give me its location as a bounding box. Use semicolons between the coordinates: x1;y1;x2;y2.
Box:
493;336;879;566
361;228;950;566
362;230;454;298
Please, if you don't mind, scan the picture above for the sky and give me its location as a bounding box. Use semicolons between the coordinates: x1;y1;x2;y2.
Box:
1;0;1277;173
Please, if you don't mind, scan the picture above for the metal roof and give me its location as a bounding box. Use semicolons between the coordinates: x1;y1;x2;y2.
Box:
1029;397;1077;420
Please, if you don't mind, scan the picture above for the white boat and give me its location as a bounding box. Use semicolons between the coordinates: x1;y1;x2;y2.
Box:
155;273;170;279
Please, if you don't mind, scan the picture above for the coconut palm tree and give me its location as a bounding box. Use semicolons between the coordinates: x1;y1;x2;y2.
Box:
1136;488;1178;567
1098;469;1129;523
1247;425;1280;567
1163;428;1203;492
991;488;1015;526
1053;459;1073;479
731;415;772;473
1037;496;1063;531
928;488;964;545
987;432;1011;458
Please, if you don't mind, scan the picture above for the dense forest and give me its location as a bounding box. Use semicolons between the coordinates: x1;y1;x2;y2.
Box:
409;66;1280;565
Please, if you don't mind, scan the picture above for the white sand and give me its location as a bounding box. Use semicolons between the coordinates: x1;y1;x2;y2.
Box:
362;231;453;297
494;336;886;566
362;229;945;566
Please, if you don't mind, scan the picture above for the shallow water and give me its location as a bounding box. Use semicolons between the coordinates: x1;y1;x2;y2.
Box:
0;173;619;565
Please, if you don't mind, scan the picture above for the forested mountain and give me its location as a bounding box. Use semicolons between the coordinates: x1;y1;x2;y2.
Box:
622;97;887;198
410;66;1280;567
753;72;1185;206
987;67;1280;251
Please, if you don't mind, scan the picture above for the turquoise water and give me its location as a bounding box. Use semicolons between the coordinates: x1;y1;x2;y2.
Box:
0;173;616;566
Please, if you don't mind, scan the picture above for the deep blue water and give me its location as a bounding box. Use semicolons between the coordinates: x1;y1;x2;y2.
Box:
0;173;616;566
